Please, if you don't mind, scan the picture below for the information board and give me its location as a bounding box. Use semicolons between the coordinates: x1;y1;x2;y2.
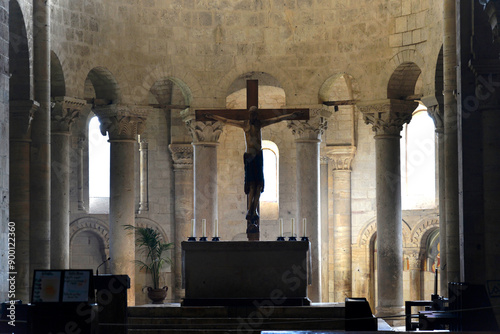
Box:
31;270;94;303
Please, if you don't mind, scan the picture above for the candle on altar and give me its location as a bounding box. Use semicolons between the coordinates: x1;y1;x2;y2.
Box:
302;218;307;237
291;218;295;237
191;219;195;237
214;219;219;237
279;218;283;237
202;219;206;237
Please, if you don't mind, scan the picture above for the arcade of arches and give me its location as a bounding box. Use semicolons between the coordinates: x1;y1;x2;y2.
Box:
2;0;500;324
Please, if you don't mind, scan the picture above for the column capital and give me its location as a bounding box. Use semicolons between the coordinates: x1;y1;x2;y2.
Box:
427;105;444;134
288;105;331;141
185;120;224;144
10;100;40;141
325;145;357;171
169;143;193;169
406;250;422;270
359;99;418;136
93;104;150;140
51;96;88;133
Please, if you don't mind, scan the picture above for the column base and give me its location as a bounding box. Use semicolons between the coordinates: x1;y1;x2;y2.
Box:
376;305;405;327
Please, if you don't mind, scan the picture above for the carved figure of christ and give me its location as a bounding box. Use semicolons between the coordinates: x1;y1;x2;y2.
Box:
196;80;309;239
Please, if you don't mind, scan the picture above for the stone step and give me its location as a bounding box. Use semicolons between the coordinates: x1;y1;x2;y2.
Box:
128;303;345;318
128;317;344;330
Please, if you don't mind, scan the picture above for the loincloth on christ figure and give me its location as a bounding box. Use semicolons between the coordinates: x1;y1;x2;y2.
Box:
244;150;264;194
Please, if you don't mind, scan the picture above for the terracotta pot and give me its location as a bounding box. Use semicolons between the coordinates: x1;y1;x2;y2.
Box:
147;286;168;304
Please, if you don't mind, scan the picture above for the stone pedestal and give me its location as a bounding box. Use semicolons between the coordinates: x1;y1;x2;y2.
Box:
9;100;39;302
360;99;417;319
95;105;149;306
182;241;310;306
289;106;329;302
169;143;194;301
50;97;86;269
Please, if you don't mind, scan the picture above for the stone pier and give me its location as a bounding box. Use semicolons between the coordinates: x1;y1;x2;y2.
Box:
50;97;86;269
328;145;356;302
95;104;149;305
9;100;39;302
360;99;417;320
289;106;329;302
187;118;223;239
169;143;194;301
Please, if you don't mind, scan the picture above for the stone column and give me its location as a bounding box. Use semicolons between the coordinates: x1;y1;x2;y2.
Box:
407;251;422;301
320;155;329;302
443;0;460;284
360;99;417;319
9;100;39;302
169;144;193;301
186;119;223;239
327;145;356;302
77;137;86;211
94;104;148;306
427;104;447;295
50;97;85;269
289;106;329;302
30;0;51;275
137;139;149;214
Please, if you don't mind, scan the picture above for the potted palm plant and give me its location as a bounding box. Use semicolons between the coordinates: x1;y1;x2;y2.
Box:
125;225;173;304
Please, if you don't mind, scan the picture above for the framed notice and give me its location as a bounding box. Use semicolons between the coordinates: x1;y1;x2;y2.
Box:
31;269;94;303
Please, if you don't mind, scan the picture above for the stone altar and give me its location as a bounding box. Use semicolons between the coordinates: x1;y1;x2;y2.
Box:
182;241;311;306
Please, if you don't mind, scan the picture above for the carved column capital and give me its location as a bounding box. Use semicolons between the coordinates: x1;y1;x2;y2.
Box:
359;99;418;136
406;251;422;270
186;120;224;144
169;143;193;170
93;104;150;140
288;106;331;141
427;105;444;134
326;145;357;171
10;100;40;141
51;97;87;133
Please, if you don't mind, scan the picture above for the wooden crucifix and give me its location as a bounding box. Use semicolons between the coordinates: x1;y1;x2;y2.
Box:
196;80;309;241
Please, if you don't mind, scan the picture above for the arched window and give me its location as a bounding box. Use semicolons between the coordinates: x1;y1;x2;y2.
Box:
400;104;436;209
88;115;110;213
261;140;279;203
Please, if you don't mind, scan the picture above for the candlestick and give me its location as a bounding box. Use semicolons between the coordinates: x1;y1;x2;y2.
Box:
212;219;220;241
302;218;307;237
202;219;206;237
289;218;297;241
188;219;196;241
277;218;285;241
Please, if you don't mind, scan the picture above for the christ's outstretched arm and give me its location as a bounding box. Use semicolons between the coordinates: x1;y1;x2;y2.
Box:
260;110;305;127
204;113;245;128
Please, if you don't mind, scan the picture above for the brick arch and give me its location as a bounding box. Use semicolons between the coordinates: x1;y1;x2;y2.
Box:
70;217;109;249
358;217;412;248
410;214;440;248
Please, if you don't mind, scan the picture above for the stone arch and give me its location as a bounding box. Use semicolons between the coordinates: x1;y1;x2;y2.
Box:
50;51;66;98
130;64;200;106
135;218;169;243
9;0;31;101
84;67;121;104
319;73;359;102
70;217;110;249
358;217;412;248
387;62;422;100
410;214;440;248
434;45;444;106
217;64;298;107
149;77;192;108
